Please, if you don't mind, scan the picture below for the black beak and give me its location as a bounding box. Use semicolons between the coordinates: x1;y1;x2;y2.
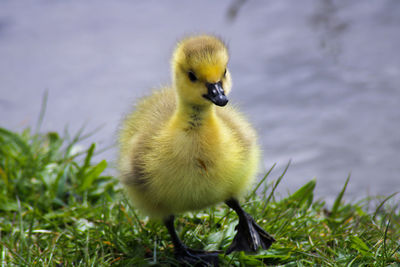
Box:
203;82;229;107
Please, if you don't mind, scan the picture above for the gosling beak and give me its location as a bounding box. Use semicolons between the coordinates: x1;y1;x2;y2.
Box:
203;82;229;107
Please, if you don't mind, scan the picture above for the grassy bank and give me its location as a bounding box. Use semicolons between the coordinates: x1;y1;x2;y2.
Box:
0;127;399;266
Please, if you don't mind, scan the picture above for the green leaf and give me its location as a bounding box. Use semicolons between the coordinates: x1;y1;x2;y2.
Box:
0;201;19;211
285;179;316;209
349;236;372;257
79;160;107;191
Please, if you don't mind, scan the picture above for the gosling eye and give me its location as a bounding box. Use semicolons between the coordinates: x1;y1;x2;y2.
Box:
223;68;227;77
188;71;198;82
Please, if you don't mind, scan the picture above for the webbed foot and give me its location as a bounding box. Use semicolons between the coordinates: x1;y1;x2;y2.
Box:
175;247;221;266
225;198;275;254
164;215;221;266
226;212;275;254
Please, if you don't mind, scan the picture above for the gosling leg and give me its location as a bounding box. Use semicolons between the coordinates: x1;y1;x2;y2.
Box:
225;198;275;254
164;215;220;266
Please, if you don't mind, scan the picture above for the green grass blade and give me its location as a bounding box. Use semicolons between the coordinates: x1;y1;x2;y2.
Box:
265;161;290;204
248;163;276;199
373;192;398;221
331;174;350;218
35;90;48;134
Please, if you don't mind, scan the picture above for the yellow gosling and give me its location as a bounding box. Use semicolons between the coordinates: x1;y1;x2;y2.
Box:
118;35;274;265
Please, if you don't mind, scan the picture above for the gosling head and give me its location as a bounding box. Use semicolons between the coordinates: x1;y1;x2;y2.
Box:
172;35;232;107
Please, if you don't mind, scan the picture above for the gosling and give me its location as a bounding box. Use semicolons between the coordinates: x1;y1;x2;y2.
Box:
118;35;275;265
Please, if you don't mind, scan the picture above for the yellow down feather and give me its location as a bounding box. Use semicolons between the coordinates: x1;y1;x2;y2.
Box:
118;35;260;219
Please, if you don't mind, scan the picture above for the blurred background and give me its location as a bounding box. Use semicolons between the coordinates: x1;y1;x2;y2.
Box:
1;0;399;204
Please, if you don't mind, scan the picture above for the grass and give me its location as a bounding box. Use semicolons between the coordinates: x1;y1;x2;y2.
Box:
0;127;399;266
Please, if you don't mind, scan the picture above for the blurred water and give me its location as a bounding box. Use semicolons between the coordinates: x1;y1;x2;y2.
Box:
1;0;399;204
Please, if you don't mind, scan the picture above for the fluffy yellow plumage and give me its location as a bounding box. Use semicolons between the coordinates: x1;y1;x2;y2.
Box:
118;35;274;265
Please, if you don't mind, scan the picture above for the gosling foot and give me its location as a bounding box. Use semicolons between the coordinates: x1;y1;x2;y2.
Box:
226;212;275;254
175;246;221;267
225;198;275;255
164;215;220;266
